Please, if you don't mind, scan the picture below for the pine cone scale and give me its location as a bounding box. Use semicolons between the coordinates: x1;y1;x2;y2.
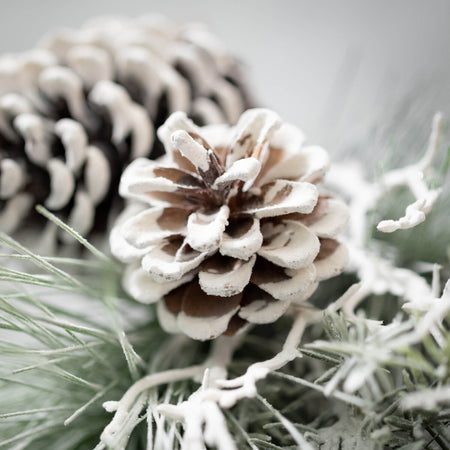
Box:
219;217;263;260
159;281;243;340
182;281;242;318
141;241;206;283
257;221;320;269
238;285;290;325
120;159;204;199
198;254;256;297
314;239;348;281
122;206;187;249
242;179;319;218
185;205;229;253
255;263;317;302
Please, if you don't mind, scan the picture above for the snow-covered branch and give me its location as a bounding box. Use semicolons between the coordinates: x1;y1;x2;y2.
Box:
325;112;446;318
156;310;317;449
329;112;444;244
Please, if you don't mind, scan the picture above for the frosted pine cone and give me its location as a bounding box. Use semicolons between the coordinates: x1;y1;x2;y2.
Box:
0;16;250;245
111;108;349;340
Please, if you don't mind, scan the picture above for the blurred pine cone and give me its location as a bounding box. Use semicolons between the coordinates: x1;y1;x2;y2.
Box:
0;16;251;247
111;108;349;340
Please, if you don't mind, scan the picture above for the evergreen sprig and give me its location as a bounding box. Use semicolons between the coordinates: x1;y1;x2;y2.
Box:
0;113;449;449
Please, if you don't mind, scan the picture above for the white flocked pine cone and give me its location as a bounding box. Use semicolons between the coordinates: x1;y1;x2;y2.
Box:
111;108;350;340
0;16;250;247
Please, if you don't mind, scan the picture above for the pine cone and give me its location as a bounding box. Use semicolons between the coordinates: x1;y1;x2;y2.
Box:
0;16;251;245
111;108;349;340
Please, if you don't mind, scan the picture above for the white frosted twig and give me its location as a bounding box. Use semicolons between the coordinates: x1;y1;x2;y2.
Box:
329;112;444;245
341;248;449;342
326;114;446;320
104;392;148;449
204;333;241;384
322;116;450;377
154;335;242;450
376;112;443;233
215;311;309;399
100;365;205;446
377;189;440;233
99;334;241;449
160;399;237;450
155;310;318;450
150;396;179;450
316;277;450;397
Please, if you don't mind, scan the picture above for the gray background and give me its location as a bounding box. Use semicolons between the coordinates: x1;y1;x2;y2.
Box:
1;0;450;159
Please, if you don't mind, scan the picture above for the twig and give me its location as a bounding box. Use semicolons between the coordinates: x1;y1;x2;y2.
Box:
376;112;442;232
100;364;205;444
100;334;241;448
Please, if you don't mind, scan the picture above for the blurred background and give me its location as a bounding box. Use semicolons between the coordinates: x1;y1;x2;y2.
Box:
1;0;449;162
